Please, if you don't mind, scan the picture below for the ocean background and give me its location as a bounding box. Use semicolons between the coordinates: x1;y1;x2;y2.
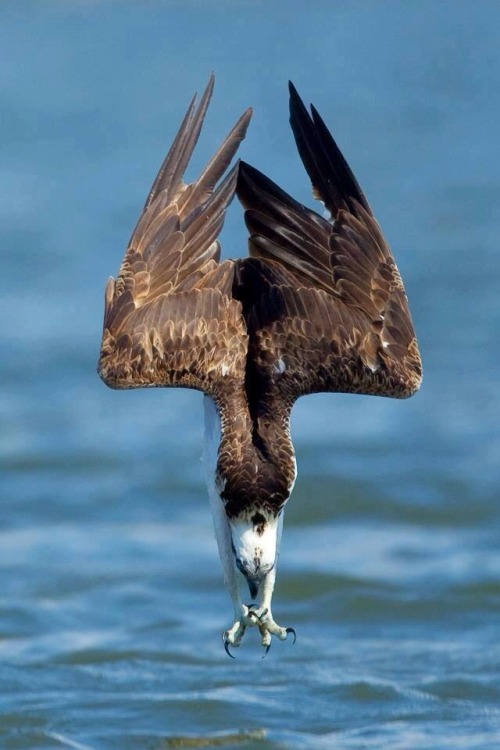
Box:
1;2;499;748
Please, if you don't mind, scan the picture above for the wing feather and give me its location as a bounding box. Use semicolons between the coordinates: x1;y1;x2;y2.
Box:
235;85;422;404
288;81;370;216
98;77;252;398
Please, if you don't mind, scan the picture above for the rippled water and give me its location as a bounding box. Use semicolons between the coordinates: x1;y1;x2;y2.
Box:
1;2;500;748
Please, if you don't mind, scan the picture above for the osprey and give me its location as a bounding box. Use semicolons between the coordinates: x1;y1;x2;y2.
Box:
98;76;422;656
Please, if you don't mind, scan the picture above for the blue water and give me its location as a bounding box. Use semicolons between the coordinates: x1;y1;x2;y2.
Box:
1;2;500;748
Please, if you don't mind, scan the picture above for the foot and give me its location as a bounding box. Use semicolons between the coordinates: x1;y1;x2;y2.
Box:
222;604;296;657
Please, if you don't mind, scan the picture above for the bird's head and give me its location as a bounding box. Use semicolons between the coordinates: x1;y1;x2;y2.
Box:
229;512;280;600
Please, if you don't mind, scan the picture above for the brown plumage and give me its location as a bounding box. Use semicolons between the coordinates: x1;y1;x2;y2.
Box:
235;83;421;413
99;75;250;400
98;77;422;654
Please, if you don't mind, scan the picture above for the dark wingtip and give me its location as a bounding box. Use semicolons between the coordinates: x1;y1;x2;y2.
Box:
236;159;262;198
288;81;304;106
288;80;309;119
236;158;301;218
237;159;259;181
287;81;372;216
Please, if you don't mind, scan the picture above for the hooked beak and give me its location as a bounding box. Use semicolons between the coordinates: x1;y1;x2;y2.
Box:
235;555;268;600
245;575;259;600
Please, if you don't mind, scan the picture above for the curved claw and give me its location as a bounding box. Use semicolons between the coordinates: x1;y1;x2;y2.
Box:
285;627;297;644
261;643;271;659
222;633;236;659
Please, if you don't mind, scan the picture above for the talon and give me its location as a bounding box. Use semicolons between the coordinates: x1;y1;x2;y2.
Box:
222;612;293;656
285;627;297;644
222;633;236;659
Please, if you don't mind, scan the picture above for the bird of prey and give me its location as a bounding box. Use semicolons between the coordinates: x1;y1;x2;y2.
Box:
98;75;422;657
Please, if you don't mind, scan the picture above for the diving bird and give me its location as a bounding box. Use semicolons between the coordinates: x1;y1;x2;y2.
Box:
98;75;422;656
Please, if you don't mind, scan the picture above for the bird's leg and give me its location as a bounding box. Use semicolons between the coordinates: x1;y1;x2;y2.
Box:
247;567;296;652
207;491;259;652
222;566;295;655
222;577;250;652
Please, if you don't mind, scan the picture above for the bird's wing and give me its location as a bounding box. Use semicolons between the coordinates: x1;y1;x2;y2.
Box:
98;76;252;397
235;82;422;405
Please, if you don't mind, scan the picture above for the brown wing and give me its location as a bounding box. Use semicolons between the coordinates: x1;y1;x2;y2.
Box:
98;75;252;398
235;82;422;404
